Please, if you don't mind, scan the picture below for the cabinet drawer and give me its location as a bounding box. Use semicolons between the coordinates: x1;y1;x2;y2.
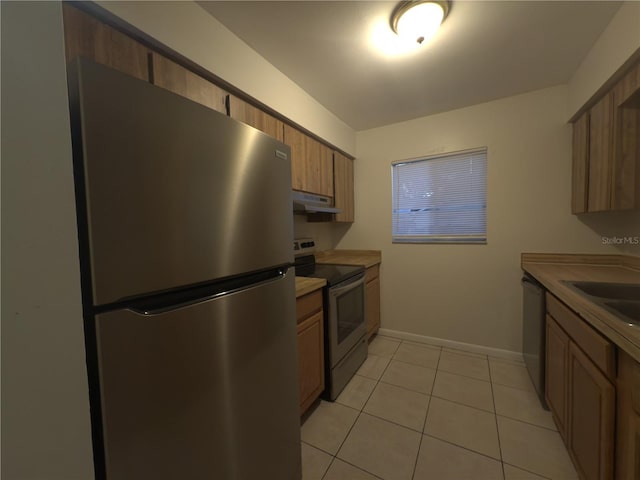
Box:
296;290;322;324
546;293;615;379
365;264;379;283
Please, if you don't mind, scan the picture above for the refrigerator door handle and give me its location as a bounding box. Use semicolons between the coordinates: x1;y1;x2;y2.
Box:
126;267;290;316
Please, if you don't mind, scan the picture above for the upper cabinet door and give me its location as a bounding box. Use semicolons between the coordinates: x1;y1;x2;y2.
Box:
615;61;640;107
150;53;227;114
571;113;589;214
283;124;333;197
612;69;640;211
333;152;355;222
62;4;149;81
228;95;284;141
588;91;615;212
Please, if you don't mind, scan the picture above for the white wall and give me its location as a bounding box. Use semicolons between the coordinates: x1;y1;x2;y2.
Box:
339;85;621;352
97;0;356;156
568;1;640;118
1;2;95;479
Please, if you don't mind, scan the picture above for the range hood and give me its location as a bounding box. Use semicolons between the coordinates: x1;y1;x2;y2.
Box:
292;191;342;214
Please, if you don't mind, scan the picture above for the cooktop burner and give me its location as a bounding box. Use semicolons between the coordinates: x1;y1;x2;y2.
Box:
294;255;364;287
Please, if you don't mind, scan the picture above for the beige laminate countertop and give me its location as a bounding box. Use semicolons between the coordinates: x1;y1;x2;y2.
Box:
522;254;640;363
295;277;326;298
315;250;382;268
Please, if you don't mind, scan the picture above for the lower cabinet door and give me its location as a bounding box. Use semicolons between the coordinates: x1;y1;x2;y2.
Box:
545;315;569;439
297;311;324;415
615;351;640;480
568;342;615;480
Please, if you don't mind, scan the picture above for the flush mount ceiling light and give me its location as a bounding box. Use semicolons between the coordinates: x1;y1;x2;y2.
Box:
391;1;450;45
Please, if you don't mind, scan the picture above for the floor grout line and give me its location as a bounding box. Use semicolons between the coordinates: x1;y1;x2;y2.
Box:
319;338;396;480
502;461;554;480
410;340;442;479
330;458;386;479
428;393;495;414
487;354;507;480
436;367;491;383
491;379;538;393
420;432;504;464
494;413;558;433
377;378;432;396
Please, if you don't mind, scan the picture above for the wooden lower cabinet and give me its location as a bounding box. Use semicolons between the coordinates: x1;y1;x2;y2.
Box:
616;351;640;480
365;265;381;339
546;314;569;440
568;342;615;480
545;294;616;480
296;291;324;415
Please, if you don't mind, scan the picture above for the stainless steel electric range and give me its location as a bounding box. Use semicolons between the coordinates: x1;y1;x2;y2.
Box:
294;239;368;400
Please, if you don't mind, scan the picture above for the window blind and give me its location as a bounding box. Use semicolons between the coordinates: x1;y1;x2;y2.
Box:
392;148;487;244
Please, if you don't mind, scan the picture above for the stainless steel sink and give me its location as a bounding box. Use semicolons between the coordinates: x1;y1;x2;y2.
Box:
566;281;640;301
604;300;640;325
563;280;640;326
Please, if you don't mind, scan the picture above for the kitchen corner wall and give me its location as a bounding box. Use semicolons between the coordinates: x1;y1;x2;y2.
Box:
338;85;623;353
1;2;95;479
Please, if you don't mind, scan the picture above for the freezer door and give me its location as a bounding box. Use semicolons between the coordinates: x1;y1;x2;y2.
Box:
94;272;300;480
70;59;293;306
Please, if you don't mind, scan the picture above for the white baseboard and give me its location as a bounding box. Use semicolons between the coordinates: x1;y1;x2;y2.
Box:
377;328;524;363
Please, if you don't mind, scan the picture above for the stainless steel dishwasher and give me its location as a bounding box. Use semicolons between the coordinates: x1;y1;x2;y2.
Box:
522;274;548;409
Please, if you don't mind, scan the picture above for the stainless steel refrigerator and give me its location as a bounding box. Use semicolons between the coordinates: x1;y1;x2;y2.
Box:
68;58;301;480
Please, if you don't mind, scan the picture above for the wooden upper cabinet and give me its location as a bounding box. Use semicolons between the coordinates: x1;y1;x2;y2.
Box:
333;152;355;222
150;53;227;114
571;112;589;214
62;3;149;81
283;124;333;197
317;144;334;198
588;91;615;212
612;76;640;211
615;61;640;107
228;95;284;141
571;58;640;213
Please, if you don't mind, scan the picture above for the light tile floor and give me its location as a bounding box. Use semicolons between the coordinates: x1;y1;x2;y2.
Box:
301;334;578;480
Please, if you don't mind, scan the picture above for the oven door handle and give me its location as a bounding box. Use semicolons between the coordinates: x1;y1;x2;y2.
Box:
330;274;366;296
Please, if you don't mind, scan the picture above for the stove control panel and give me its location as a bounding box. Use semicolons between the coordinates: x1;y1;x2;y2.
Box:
293;237;316;255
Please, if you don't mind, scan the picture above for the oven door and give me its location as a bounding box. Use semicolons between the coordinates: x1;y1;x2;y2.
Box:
328;272;366;367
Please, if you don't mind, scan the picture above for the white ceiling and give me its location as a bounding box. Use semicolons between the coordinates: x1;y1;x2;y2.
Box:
199;1;621;131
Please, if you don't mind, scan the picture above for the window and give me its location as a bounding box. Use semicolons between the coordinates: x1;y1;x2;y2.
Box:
392;148;487;244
